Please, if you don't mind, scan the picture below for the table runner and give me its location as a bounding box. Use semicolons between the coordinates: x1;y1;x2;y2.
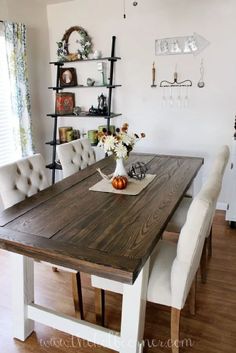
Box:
89;174;156;195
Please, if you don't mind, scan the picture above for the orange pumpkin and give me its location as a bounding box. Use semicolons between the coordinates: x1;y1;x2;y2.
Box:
112;175;128;190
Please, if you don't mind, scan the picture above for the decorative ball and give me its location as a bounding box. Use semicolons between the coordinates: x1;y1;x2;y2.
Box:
112;176;128;190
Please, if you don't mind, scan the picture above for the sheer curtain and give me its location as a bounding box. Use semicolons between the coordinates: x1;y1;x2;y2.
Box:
0;32;18;166
3;21;34;157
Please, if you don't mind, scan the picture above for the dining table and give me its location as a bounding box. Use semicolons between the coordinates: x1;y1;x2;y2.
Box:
0;153;203;353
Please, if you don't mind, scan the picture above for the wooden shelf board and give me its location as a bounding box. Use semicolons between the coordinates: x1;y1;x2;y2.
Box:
46;113;122;119
48;84;122;90
50;57;121;65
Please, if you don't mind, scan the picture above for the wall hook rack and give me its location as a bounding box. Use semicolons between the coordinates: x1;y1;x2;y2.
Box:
160;72;192;88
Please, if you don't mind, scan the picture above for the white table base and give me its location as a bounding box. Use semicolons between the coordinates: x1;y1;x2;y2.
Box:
11;253;150;353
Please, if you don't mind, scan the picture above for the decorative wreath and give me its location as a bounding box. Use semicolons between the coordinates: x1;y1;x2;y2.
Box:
57;26;93;61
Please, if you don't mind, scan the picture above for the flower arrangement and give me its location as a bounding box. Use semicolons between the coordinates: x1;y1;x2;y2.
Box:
98;123;145;159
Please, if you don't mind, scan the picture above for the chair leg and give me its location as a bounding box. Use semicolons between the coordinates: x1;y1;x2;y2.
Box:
72;272;84;320
200;239;207;284
95;288;105;327
171;308;181;353
208;226;213;259
189;276;196;315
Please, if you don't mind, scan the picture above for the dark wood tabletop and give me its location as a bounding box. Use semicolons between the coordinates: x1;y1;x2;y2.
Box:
0;153;203;284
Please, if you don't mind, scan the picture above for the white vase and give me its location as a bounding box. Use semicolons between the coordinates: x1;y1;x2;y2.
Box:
113;158;128;177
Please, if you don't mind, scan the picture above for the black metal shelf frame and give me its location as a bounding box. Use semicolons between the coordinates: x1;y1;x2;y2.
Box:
46;36;121;184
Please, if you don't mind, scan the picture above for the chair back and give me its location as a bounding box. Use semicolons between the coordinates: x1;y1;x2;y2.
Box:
198;144;229;234
171;197;213;309
0;154;49;209
57;139;96;178
209;145;230;179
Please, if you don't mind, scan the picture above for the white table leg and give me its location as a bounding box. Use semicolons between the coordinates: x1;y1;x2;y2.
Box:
119;259;150;353
11;253;34;341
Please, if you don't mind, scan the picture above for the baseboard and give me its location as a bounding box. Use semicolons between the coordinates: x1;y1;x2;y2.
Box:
216;202;227;211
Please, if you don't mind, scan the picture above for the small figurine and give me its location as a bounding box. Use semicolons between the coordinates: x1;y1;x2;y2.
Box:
57;41;67;61
87;78;95;86
89;105;98;115
88;94;108;116
93;50;102;59
98;93;108;115
73;106;82;116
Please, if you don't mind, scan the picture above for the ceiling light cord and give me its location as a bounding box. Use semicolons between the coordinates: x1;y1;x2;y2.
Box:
123;1;138;19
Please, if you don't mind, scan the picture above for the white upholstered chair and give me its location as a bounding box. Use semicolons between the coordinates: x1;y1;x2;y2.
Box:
91;146;230;328
0;154;49;209
92;187;214;351
57;139;96;178
0;154;84;319
147;196;213;353
166;145;230;274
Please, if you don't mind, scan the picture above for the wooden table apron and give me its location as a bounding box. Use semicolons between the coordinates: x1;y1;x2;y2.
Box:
0;153;203;353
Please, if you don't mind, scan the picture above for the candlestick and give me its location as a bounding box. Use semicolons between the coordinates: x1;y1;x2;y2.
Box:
151;61;157;87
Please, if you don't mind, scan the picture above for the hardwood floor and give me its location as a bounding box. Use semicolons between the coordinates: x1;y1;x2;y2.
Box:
0;211;235;353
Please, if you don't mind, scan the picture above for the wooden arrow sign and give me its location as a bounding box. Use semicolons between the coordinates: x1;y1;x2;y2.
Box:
155;33;210;56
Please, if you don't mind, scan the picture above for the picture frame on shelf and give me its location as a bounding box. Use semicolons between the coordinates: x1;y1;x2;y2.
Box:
55;92;75;115
59;68;77;87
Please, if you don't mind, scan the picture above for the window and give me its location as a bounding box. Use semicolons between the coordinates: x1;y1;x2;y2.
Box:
0;32;21;166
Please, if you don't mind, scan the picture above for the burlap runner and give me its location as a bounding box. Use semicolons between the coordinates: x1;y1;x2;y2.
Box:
89;174;156;195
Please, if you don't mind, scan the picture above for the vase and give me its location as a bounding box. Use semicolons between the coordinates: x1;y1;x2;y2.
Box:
113;158;128;177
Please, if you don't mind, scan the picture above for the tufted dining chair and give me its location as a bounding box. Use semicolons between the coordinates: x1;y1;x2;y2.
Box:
91;147;229;327
0;154;49;209
57;139;96;178
166;145;230;281
0;154;84;319
147;196;213;353
92;186;215;351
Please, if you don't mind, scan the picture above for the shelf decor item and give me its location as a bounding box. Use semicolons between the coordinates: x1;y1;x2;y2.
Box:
93;50;102;59
73;106;82;115
98;125;116;135
59;68;77;87
87;78;95;86
98;123;145;177
88;93;108;116
58;26;93;61
88;130;98;146
55;92;75;115
59;127;73;143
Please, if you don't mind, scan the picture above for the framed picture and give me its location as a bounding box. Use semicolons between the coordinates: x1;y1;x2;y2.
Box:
59;67;77;87
55;92;75;115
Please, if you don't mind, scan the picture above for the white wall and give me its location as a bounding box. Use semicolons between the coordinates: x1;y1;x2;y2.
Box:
47;0;236;207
